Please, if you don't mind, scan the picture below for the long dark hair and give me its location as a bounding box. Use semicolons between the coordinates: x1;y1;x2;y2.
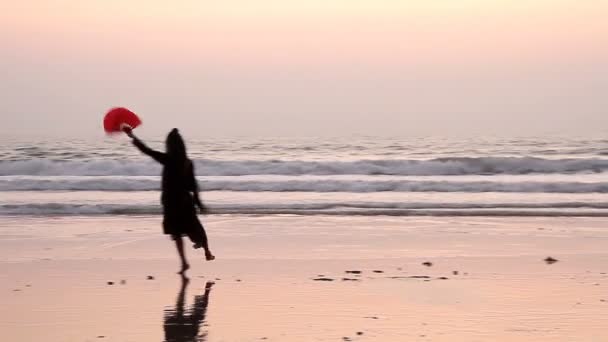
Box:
166;128;187;162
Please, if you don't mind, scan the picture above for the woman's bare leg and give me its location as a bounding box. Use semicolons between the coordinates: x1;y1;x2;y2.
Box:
175;236;190;274
200;227;215;261
190;224;215;261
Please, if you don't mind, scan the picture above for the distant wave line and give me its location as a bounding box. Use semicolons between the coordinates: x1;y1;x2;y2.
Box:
2;202;608;217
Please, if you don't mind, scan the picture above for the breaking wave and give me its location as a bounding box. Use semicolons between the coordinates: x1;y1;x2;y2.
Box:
1;157;608;177
2;177;607;193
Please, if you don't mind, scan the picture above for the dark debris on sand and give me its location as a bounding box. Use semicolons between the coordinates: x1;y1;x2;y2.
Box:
373;270;384;273
422;262;433;267
106;281;114;285
146;275;155;280
544;257;558;264
345;270;362;274
342;278;360;282
389;275;431;279
313;277;334;281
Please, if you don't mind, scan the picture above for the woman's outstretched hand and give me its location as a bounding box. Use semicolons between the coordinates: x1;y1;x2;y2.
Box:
122;126;134;138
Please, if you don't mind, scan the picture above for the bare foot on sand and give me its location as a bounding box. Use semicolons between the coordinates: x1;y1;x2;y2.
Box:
205;252;215;261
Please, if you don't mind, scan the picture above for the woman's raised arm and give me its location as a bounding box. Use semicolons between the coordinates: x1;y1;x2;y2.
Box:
125;128;167;165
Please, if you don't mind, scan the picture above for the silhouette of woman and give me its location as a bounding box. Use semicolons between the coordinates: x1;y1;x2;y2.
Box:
164;277;214;342
125;128;215;273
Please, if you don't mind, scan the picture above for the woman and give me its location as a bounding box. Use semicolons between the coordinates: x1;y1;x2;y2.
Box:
125;127;215;273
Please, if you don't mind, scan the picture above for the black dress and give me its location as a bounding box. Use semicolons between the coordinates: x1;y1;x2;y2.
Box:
132;138;207;245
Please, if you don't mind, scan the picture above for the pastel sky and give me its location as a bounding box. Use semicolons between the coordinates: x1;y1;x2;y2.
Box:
1;0;607;138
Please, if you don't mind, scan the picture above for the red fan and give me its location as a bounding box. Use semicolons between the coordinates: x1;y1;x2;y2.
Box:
103;107;142;134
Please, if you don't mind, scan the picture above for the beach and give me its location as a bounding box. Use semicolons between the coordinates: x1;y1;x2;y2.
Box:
2;214;608;341
4;0;608;339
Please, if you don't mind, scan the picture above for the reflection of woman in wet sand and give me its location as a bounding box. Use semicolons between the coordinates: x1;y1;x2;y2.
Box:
125;128;214;274
164;277;214;342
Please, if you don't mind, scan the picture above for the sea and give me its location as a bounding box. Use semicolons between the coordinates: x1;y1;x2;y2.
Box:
1;135;608;217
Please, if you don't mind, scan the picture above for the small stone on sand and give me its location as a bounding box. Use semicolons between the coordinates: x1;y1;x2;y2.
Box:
345;270;362;274
147;276;155;280
373;270;384;273
356;331;364;335
107;281;114;285
452;271;459;275
422;262;433;267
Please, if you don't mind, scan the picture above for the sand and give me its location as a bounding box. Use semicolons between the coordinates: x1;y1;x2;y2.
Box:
1;215;608;341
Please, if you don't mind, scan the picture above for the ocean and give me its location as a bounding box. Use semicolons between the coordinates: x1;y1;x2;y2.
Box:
1;135;607;217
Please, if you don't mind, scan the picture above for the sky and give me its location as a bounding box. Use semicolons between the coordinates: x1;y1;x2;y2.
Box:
1;0;607;139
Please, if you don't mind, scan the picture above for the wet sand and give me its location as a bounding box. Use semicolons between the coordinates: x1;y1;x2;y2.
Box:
1;215;608;341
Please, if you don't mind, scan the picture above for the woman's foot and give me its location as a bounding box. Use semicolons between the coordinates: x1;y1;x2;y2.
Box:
205;251;215;261
178;263;190;274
